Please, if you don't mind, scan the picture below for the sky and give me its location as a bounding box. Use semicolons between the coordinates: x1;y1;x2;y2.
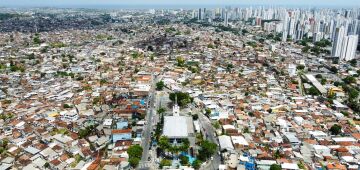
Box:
0;0;359;8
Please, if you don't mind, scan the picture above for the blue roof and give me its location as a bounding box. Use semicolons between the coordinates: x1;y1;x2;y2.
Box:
117;121;128;129
131;105;139;109
112;133;131;142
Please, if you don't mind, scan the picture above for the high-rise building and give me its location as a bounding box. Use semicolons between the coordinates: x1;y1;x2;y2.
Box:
198;8;202;20
340;35;358;61
224;11;229;26
332;26;346;57
202;8;206;20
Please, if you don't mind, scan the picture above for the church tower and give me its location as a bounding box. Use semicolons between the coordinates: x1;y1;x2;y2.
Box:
173;94;180;116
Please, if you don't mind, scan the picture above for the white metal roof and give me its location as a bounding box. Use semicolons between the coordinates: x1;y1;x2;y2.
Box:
163;116;188;138
281;163;299;170
218;135;234;151
305;74;327;94
231;136;249;146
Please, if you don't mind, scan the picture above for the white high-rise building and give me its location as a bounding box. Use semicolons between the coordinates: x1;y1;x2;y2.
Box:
224;11;229;26
332;26;346;57
340;35;358;61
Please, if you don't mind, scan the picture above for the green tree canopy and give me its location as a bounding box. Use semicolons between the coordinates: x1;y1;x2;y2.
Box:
169;92;193;107
270;164;282;170
129;157;140;168
160;159;172;168
127;145;143;158
176;56;185;67
330;124;342;135
159;136;170;150
350;59;357;67
192;160;202;169
308;87;320;96
198;140;217;161
343;76;356;84
156;81;165;91
296;65;305;70
180;155;189;165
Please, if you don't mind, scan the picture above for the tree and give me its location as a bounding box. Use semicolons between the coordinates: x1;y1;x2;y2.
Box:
302;46;310;53
226;64;234;73
270;164;282;170
100;79;107;85
156;81;165;91
160;159;172;168
343;76;356;84
78;125;95;138
192;160;202;169
159;136;170;151
259;38;265;43
329;66;338;73
350;59;357;67
334;81;342;87
176;56;185;67
242;29;248;35
179;155;189;165
198;140;217;161
63;103;73;108
204;108;212;117
1;139;8;148
44;162;50;169
207;44;215;49
169;92;193;107
243;127;250;133
248;112;254;117
92;97;101;105
157;108;166;114
212;121;221;129
348;88;359;100
321;78;326;85
129;157;140;168
33;36;41;44
127;145;143;158
192;114;199;120
298;162;305;169
273;149;281;159
341;111;349;117
78;128;90;138
330;124;342;135
308;87;320;96
179;138;190;152
315;74;323;79
127;145;143;168
296;65;305;70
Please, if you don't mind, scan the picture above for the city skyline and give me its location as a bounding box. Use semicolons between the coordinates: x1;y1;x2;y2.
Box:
0;1;359;170
1;0;360;8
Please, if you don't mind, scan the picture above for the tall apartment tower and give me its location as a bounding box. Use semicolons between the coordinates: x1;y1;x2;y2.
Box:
198;8;202;20
224;11;229;26
340;35;358;61
332;26;346;57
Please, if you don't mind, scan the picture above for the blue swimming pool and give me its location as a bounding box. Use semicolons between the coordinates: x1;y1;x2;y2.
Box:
180;152;196;164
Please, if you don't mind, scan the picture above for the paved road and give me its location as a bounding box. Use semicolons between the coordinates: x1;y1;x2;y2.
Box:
196;107;221;170
138;75;158;170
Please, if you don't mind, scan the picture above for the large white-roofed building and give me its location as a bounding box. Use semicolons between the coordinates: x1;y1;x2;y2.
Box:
162;100;194;144
163;116;189;138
